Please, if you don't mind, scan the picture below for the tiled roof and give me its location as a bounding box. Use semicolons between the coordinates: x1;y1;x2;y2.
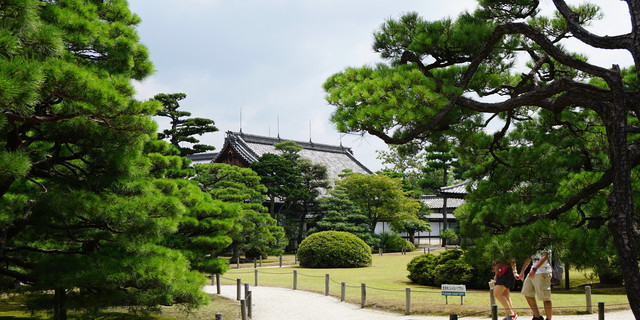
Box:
438;180;471;197
221;131;371;182
421;194;466;210
186;152;219;165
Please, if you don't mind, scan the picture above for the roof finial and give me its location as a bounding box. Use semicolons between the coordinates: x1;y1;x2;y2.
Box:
277;115;280;139
239;108;243;133
309;120;312;143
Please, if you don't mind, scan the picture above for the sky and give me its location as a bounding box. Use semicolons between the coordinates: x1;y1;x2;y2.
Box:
128;0;632;173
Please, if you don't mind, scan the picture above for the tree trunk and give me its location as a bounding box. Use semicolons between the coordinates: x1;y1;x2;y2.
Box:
54;288;67;320
442;196;448;247
564;262;570;290
603;81;640;319
232;242;240;260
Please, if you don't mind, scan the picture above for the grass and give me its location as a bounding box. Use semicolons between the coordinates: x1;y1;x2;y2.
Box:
0;294;241;320
219;249;630;317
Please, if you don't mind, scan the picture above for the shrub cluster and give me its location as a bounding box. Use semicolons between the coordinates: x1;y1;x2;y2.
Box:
297;231;372;268
406;249;492;289
379;232;415;252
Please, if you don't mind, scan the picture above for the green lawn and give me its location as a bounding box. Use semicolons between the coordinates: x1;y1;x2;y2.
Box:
219;250;630;317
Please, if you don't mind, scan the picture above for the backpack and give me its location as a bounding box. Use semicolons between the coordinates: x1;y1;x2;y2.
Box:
551;256;563;286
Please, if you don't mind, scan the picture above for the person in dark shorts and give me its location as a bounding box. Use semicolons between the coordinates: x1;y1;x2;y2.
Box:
493;260;518;320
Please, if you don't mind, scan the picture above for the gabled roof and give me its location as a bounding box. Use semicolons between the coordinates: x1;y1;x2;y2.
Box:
421;194;466;210
186;152;218;165
437;180;471;198
215;131;372;182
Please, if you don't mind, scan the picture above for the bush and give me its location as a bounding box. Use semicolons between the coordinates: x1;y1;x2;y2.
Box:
406;249;492;289
379;232;415;252
407;254;437;285
297;231;372;268
434;259;473;285
244;247;268;260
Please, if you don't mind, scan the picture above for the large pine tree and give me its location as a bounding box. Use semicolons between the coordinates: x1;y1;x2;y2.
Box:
324;1;640;316
0;1;212;318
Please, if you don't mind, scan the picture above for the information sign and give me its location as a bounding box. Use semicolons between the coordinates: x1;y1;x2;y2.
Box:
441;284;466;296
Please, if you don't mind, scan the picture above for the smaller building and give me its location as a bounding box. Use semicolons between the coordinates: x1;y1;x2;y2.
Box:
375;180;470;246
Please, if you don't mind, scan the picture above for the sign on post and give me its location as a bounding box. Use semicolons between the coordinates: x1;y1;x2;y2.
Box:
441;284;466;305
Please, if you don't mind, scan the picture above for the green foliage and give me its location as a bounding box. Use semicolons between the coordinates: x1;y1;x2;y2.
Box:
440;228;459;243
251;142;329;250
378;232;415;252
154;178;237;275
406;254;438;285
0;1;223;317
406;249;492;289
324;1;640;310
153;93;218;156
297;231;372;268
335;173;421;230
194;163;287;259
310;188;378;247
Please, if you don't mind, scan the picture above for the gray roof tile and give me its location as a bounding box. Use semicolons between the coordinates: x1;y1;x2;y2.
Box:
223;131;371;182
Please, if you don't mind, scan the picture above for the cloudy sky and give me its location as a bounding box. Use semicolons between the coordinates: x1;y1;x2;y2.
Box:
128;1;631;172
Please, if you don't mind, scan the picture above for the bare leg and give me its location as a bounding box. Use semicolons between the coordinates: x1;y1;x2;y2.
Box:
543;300;552;319
503;289;514;315
526;296;541;318
494;285;514;316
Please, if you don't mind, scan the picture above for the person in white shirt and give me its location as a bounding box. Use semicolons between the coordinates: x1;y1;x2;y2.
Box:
518;250;553;320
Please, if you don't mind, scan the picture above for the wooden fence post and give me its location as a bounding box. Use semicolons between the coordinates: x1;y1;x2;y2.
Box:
254;269;258;287
405;287;411;315
215;313;222;320
279;255;283;267
490;288;495;306
236;257;240;269
325;274;330;296
341;282;346;302
259;255;262;267
247;291;252;319
236;279;241;300
598;302;604;320
491;304;498;320
361;283;366;308
585;285;592;313
450;314;458;320
240;299;247;320
216;274;221;294
293;270;297;290
244;283;249;300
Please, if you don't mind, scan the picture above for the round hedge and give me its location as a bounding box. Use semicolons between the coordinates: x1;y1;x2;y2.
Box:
406;249;493;289
297;231;372;268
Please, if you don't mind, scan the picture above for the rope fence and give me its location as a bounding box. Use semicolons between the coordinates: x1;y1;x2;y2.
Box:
213;267;631;319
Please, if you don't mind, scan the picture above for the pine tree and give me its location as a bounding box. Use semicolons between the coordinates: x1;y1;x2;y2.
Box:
153;93;218;156
0;1;210;318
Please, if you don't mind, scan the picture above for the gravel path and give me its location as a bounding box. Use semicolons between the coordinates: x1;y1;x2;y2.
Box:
204;285;634;320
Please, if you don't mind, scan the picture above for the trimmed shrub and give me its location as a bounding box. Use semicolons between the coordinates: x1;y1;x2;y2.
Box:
297;231;372;268
407;254;437;285
407;249;492;289
379;232;415;252
434;259;473;285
